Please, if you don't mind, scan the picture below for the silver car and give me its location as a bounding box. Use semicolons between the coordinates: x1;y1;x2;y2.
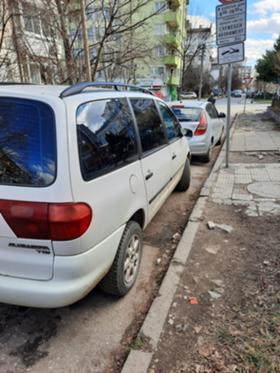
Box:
169;101;225;162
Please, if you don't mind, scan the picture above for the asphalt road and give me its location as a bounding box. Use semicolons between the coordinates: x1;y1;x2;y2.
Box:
0;100;271;373
215;97;270;117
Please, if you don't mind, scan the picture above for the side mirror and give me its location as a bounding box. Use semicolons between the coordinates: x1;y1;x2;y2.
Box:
181;128;193;138
218;112;226;118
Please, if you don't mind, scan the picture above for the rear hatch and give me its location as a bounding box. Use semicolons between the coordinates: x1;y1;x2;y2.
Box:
171;105;202;134
0;97;56;280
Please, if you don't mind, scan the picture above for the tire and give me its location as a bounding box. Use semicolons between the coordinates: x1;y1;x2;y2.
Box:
100;221;143;296
202;145;213;163
176;158;191;191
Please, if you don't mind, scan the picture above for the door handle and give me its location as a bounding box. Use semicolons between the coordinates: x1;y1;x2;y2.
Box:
145;170;154;180
172;153;177;160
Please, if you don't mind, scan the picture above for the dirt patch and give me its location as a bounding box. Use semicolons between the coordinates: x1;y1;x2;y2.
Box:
237;112;280;131
230;151;280;164
149;203;280;373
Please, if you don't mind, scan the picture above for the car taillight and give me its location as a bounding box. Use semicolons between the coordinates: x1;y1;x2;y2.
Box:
194;113;208;136
0;200;92;241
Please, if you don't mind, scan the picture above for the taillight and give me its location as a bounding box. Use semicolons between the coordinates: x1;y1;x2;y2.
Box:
194;113;208;136
0;200;92;241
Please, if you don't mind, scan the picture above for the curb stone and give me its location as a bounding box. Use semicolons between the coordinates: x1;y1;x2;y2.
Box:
120;114;239;373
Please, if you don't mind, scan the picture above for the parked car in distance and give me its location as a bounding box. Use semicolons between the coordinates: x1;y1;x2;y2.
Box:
180;91;197;99
231;89;242;98
212;88;223;97
245;89;255;99
0;82;192;308
169;100;225;162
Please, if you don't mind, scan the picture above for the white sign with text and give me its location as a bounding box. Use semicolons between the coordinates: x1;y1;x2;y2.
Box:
216;0;246;46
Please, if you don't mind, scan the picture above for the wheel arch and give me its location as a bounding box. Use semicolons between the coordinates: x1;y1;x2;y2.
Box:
128;209;146;229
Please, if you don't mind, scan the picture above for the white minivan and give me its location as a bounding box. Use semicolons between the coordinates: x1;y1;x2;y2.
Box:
0;82;191;308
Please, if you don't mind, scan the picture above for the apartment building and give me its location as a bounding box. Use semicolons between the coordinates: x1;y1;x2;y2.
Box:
135;0;188;100
1;0;187;96
0;0;64;84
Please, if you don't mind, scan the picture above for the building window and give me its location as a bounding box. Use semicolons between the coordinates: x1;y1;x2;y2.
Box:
155;23;166;36
155;1;166;12
155;46;166;57
22;3;51;38
155;66;165;76
29;64;41;84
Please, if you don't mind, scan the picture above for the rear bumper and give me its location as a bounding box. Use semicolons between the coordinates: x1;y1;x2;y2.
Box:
188;137;211;155
0;226;124;308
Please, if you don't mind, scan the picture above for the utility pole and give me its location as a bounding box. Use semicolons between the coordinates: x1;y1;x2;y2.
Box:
81;0;91;81
198;43;206;100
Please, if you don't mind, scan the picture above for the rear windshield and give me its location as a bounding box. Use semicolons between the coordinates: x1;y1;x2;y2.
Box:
171;107;202;122
0;98;56;187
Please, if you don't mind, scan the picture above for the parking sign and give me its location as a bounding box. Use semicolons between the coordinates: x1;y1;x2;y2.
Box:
218;42;244;64
216;0;246;46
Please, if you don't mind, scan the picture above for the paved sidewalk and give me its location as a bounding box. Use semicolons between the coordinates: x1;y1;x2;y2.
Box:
121;113;280;373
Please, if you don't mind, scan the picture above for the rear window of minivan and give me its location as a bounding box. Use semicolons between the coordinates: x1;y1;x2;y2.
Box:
0;98;56;187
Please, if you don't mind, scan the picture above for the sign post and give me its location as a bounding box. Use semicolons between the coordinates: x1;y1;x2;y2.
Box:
226;64;232;168
216;0;247;168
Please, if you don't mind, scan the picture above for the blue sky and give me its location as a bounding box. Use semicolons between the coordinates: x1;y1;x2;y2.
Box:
188;0;280;67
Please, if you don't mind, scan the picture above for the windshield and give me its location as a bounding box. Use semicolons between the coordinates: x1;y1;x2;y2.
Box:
0;98;56;186
171;106;202;122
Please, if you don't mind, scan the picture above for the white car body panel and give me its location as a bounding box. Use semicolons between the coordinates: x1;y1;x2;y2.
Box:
140;145;172;221
0;225;124;308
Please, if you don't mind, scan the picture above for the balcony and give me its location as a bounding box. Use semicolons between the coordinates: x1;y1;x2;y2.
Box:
167;0;183;9
166;75;180;85
163;33;181;48
163;55;181;67
164;10;180;29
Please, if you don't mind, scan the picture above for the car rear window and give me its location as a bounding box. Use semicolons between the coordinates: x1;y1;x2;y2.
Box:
0;98;56;187
171;106;202;122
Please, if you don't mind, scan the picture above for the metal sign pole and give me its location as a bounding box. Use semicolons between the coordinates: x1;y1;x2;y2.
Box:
226;63;232;168
243;93;247;113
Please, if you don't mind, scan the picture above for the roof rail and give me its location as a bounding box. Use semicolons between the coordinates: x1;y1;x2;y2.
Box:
59;81;155;98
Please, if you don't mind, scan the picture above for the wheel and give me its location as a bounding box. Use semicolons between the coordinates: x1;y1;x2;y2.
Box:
176;158;191;191
202;145;213;163
100;221;143;296
216;128;224;146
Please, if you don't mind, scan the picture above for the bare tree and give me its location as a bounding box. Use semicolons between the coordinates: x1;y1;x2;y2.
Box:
0;0;22;81
82;0;164;81
1;0;164;84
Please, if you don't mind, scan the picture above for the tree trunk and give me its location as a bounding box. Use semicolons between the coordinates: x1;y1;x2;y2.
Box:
55;0;74;84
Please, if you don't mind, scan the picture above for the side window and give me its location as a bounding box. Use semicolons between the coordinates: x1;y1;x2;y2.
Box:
76;98;138;181
206;104;218;119
130;98;166;153
158;102;181;141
